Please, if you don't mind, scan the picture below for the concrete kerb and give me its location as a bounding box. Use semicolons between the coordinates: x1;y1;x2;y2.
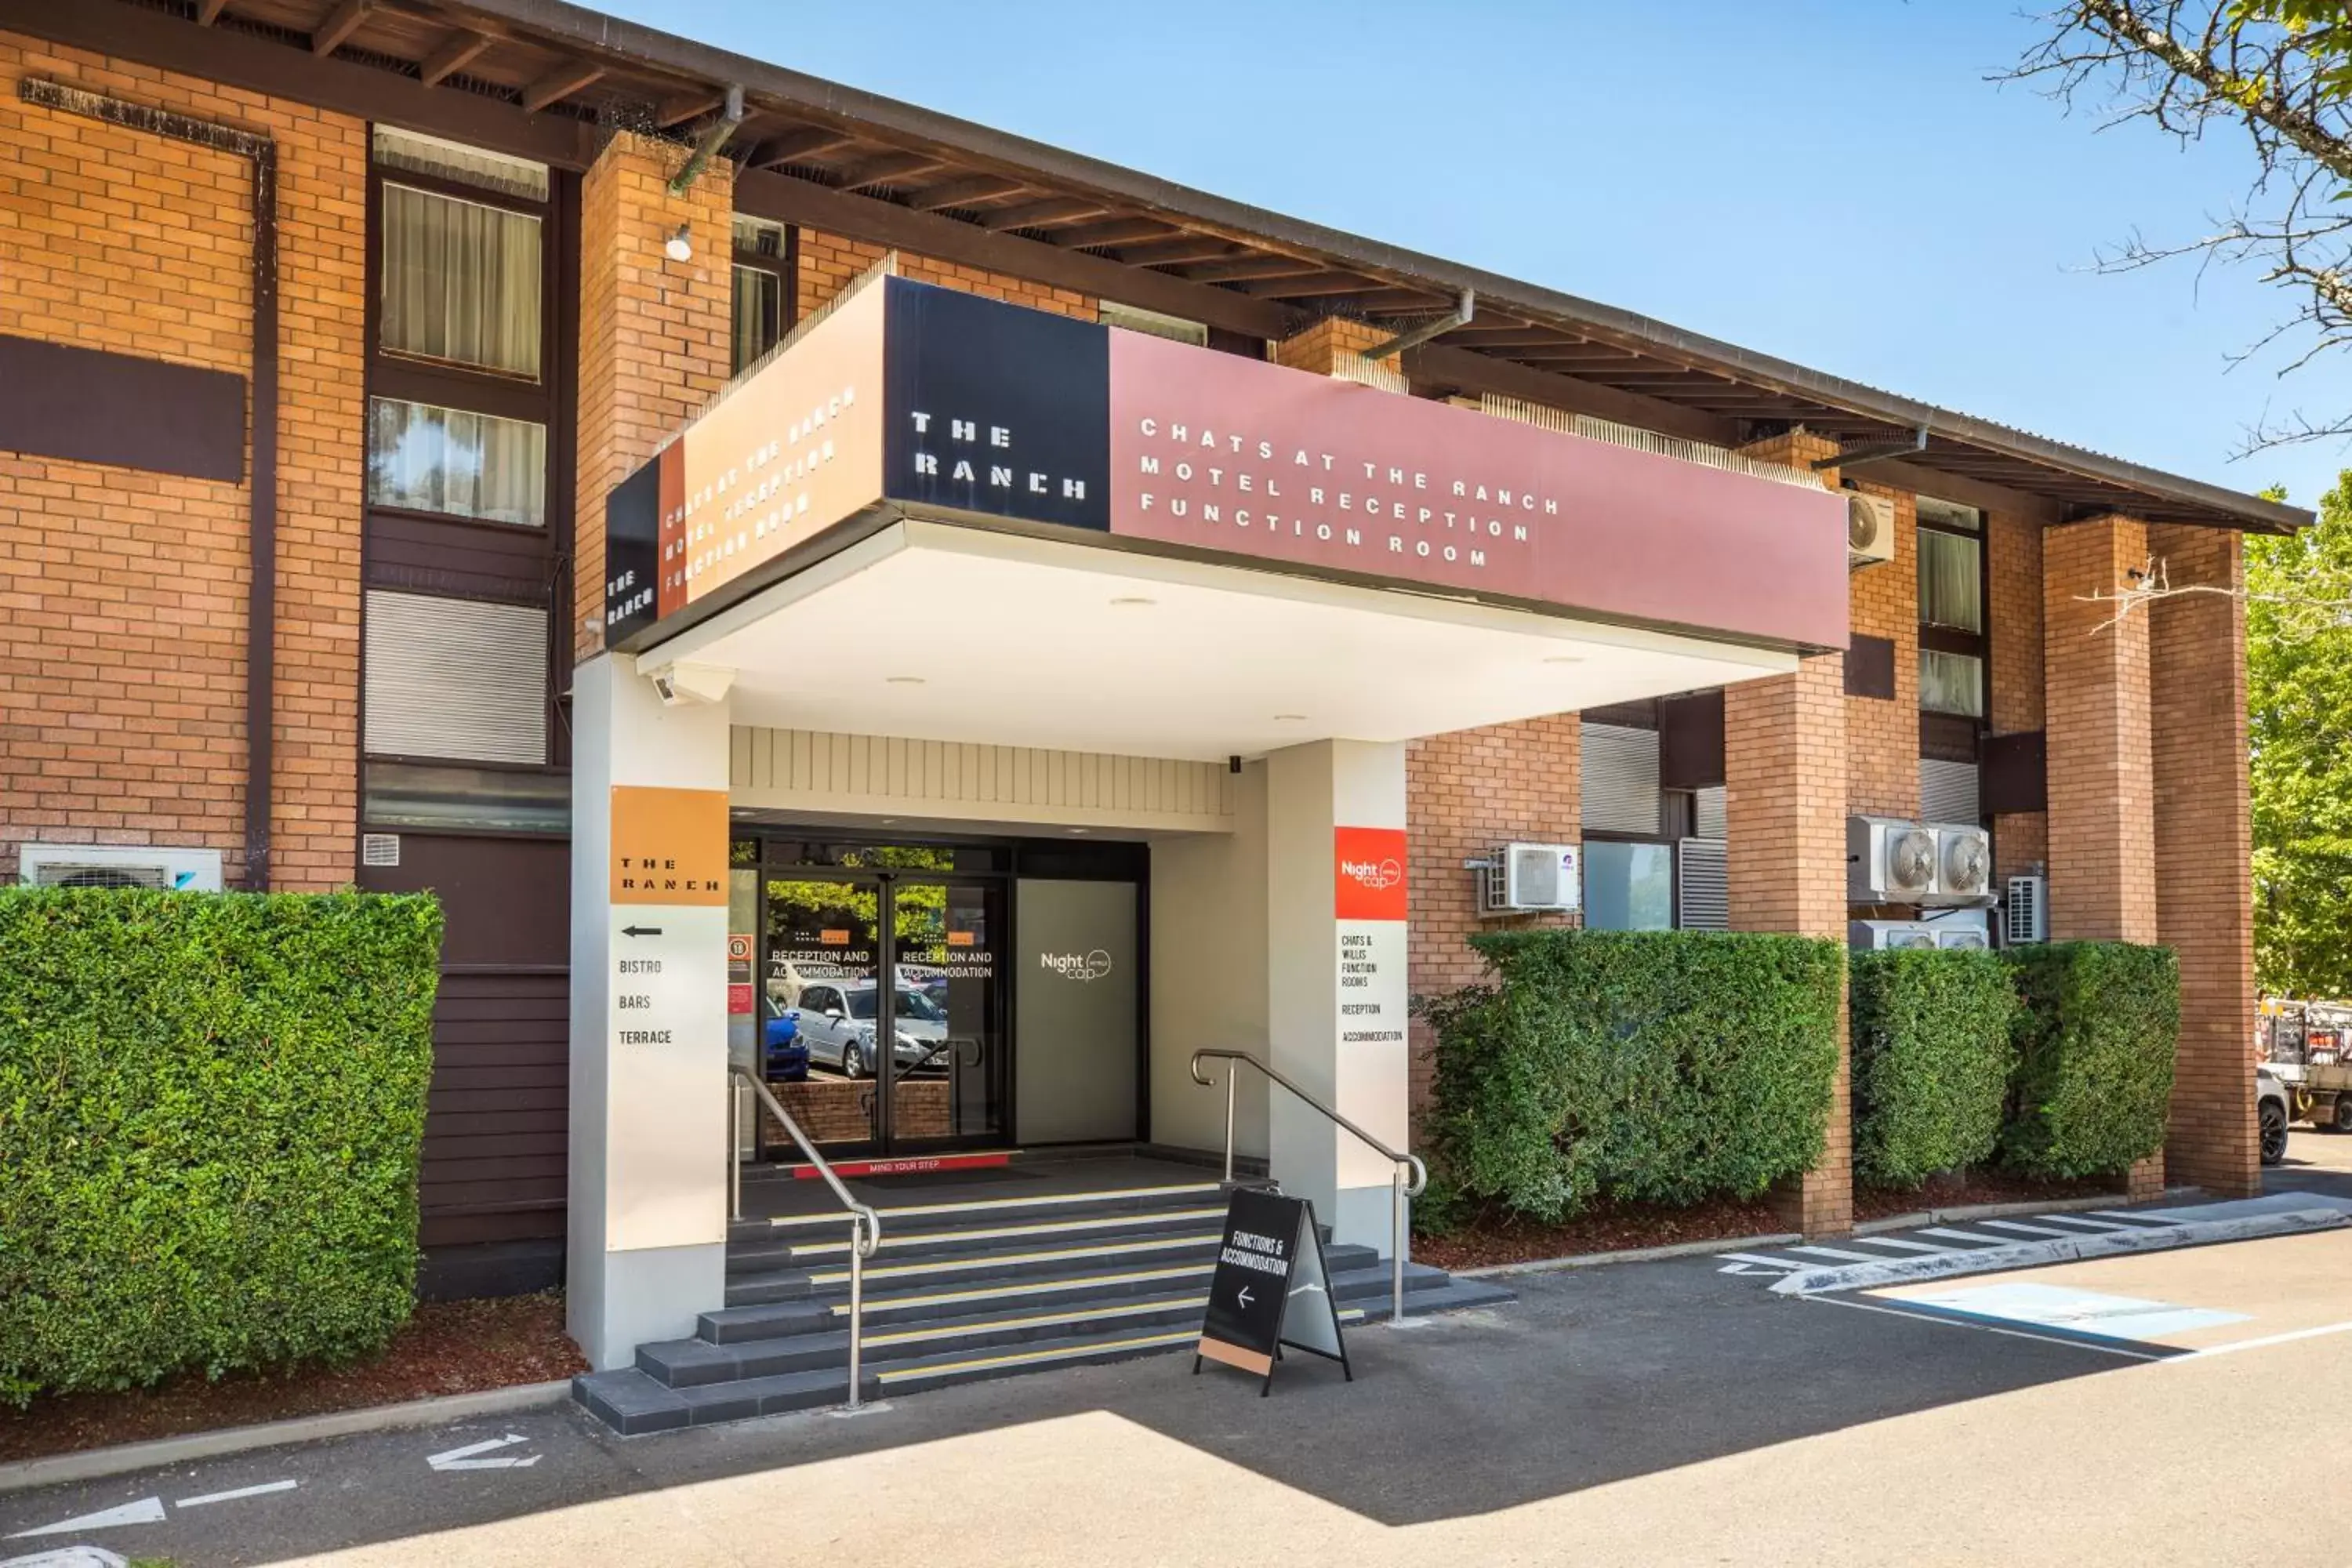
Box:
0;1379;575;1497
1849;1186;2188;1236
1768;1207;2352;1297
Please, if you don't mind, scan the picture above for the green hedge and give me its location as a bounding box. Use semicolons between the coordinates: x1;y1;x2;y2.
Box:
1849;949;2020;1188
1998;942;2180;1178
0;888;443;1404
1420;929;1844;1221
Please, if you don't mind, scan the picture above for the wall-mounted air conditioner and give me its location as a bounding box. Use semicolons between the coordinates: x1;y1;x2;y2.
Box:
18;843;223;891
1935;927;1991;951
1850;919;1938;951
2005;874;2048;944
1847;492;1896;568
1919;824;1994;907
1481;843;1581;916
1848;815;1938;904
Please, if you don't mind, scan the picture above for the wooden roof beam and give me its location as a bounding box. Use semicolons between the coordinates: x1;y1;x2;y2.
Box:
1054;216;1178;249
833;150;940;191
981;196;1102;230
1117;235;1244;267
740;125;852;169
905;172;1022;212
419;28;492;86
655;89;726;128
1182;255;1321;283
310;0;371;55
520;58;604;113
196;0;230;23
1240;274;1379;299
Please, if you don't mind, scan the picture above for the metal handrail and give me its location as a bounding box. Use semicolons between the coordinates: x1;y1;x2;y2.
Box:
1189;1048;1426;1326
731;1070;882;1409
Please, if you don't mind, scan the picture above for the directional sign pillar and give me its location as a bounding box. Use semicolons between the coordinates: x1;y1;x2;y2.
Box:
568;652;733;1370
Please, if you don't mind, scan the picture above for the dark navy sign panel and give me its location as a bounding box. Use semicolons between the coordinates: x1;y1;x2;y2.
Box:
604;456;662;646
883;279;1111;532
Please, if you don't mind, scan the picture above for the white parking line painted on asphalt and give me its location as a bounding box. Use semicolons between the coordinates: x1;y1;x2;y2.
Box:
1976;1219;2092;1240
1916;1227;2022;1245
1714;1252;1806;1271
2027;1214;2133;1232
1845;1237;1954;1254
5;1499;165;1539
1788;1245;1892;1263
177;1479;298;1508
2088;1210;2187;1225
427;1433;540;1472
2176;1318;2352;1359
1802;1294;2162;1359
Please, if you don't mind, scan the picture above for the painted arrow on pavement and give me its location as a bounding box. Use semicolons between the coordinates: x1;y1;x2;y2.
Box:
5;1498;165;1540
428;1433;542;1472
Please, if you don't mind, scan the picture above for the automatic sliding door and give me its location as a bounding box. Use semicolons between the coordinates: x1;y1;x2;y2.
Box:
761;875;882;1152
885;878;1005;1148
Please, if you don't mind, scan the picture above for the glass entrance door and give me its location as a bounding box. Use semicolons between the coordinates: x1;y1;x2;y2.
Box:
757;855;1007;1157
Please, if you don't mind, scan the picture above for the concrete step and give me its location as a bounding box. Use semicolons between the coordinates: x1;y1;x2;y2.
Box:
759;1205;1232;1266
572;1363;880;1436
738;1179;1227;1238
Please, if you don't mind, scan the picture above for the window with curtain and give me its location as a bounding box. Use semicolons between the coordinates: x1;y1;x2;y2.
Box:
367;397;546;526
1919;648;1986;717
1919;527;1984;632
379;183;543;378
731;216;790;375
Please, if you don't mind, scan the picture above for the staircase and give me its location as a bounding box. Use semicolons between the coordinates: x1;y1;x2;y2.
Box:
575;1171;1511;1435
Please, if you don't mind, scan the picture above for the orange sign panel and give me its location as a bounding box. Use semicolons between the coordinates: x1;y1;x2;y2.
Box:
608;786;730;906
1333;826;1409;922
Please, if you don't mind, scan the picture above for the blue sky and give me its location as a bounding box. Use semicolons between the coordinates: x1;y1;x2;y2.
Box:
600;0;2352;509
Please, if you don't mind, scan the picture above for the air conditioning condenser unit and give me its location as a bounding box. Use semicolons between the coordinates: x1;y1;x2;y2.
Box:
2005;874;2049;944
1850;919;1937;951
18;843;223;891
1920;824;1994;907
1847;492;1896;568
1848;815;1938;904
1481;843;1581;916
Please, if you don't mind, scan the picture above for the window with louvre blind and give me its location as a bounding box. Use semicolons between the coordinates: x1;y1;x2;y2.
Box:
363;591;548;765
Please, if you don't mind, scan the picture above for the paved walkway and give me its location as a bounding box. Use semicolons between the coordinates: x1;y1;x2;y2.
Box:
8;1227;2349;1566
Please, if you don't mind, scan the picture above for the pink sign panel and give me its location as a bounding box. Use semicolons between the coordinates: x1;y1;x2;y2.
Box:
1106;331;1848;650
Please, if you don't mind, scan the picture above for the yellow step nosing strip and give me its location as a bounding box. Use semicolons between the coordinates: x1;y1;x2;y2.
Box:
760;1182;1225;1229
832;1264;1210;1316
878;1328;1200;1382
808;1233;1213;1286
787;1207;1228;1258
863;1294;1210;1348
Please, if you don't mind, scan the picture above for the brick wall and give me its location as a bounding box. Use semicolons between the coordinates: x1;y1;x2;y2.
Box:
797;227;1094;323
2149;524;2257;1196
0;32;364;889
1404;716;1581;1129
1988;506;2048;882
574;132;734;661
1846;480;1919;820
2042;515;2159;944
1272;317;1392;375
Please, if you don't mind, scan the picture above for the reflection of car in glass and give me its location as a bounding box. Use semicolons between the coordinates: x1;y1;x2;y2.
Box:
791;980;950;1078
762;995;808;1083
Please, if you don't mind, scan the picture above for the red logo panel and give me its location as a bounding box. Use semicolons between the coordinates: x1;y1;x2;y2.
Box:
1334;827;1408;921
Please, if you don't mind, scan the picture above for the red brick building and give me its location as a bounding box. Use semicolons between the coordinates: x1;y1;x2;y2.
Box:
0;0;2292;1323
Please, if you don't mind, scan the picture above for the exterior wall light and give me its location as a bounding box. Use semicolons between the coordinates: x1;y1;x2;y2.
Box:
664;222;693;262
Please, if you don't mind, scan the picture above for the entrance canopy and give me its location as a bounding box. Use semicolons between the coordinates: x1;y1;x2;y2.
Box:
602;263;1850;757
647;521;1797;760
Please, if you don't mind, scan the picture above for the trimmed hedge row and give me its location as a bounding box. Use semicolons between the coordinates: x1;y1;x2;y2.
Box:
1419;932;2181;1224
1420;930;1845;1222
0;888;443;1404
2000;942;2180;1178
1849;949;2020;1187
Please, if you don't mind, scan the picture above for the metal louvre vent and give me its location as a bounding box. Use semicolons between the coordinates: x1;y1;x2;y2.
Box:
361;833;401;868
1581;723;1661;836
365;590;548;765
2005;874;2048;944
1920;758;1981;826
1694;785;1727;841
1474;395;1820;489
31;861;169;889
1676;839;1729;930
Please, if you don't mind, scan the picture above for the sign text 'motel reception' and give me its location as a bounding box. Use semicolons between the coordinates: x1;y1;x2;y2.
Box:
603;271;1849;652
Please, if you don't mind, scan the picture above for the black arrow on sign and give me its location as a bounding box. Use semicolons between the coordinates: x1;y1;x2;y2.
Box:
621;925;663;937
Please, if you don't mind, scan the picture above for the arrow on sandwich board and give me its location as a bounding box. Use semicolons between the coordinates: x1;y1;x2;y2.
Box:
427;1433;541;1472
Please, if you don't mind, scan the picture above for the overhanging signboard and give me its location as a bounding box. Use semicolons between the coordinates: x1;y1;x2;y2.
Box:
603;273;1849;652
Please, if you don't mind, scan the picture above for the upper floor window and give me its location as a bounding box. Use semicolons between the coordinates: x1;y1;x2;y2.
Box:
731;216;792;375
1917;495;1988;720
1101;299;1209;347
379;183;543;379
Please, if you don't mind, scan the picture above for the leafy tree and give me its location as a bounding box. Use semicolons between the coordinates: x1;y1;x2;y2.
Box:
2249;470;2352;993
2015;2;2352;448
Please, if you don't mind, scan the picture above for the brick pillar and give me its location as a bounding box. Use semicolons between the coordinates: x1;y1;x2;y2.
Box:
574;132;734;659
1727;430;1852;1238
1274;318;1396;379
2043;514;2165;1200
2149;524;2259;1196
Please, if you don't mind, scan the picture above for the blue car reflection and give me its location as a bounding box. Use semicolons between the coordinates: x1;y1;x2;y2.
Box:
762;996;809;1083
